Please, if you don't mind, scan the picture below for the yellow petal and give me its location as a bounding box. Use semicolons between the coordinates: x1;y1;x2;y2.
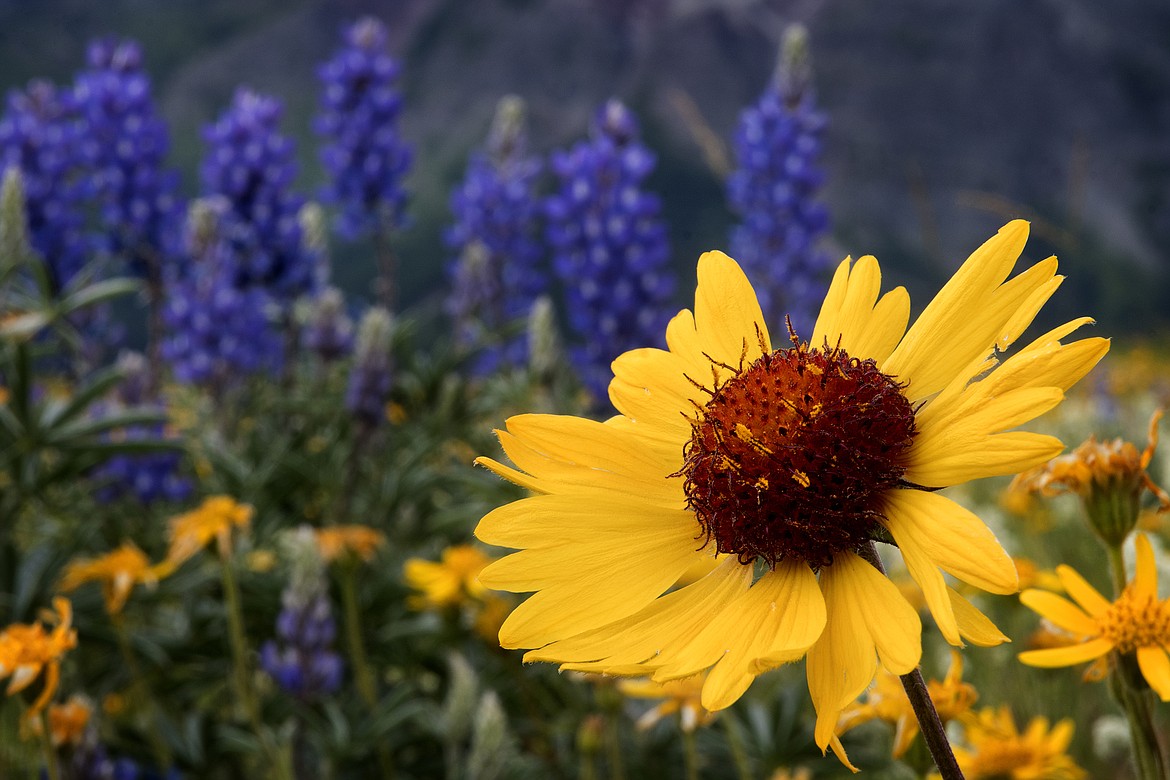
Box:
882;490;1017;594
1019;590;1098;636
1018;638;1114;667
905;431;1066;487
609;347;704;442
1133;533;1158;600
6;663;40;694
1137;646;1170;701
694;251;770;373
811;256;853;347
476;496;696;550
885;519;960;645
1054;565;1111;618
810;255;909;364
949;588;1010;647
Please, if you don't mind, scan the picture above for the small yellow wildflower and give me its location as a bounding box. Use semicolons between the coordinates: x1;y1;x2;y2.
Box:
952;706;1085;780
315;524;386;564
619;675;714;733
0;598;78;720
1013;557;1063;593
404;545;491;610
59;542;173;614
167;495;253;564
244;549;277;573
47;695;91;746
102;691;127;716
837;650;977;758
473;592;513;643
1019;532;1170;698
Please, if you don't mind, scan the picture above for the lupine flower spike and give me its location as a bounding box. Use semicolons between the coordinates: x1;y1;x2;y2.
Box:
346;307;394;428
475;221;1107;769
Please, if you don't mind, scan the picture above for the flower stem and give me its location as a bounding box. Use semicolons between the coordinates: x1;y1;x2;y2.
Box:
338;562;395;778
1106;544;1128;598
859;540;964;779
720;715;753;780
111;613;173;769
219;553;260;729
37;710;58;780
681;728;700;780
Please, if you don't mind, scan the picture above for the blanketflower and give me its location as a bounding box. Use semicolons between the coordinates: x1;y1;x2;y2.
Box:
950;706;1085;780
1018;532;1170;699
315;525;386;564
619;674;714;732
474;221;1109;767
167;495;253;564
0;597;78;719
59;542;173;614
403;545;491;610
837;651;977;758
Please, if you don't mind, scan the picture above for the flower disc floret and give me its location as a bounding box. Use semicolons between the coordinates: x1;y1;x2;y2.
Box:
1098;585;1170;655
684;338;915;568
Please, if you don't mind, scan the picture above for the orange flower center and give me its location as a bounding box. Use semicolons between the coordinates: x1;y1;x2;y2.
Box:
1099;590;1170;654
681;340;916;568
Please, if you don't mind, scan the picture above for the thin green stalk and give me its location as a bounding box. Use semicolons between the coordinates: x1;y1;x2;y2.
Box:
219;553;260;729
859;541;964;780
605;713;626;780
1106;544;1129;598
719;715;752;780
338;562;394;778
37;710;58;780
111;613;172;769
681;728;700;780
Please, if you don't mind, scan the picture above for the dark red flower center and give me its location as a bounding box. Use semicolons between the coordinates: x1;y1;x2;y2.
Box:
680;339;917;568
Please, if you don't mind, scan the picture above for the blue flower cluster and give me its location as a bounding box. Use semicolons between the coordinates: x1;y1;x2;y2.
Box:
161;199;283;387
260;531;343;700
201;88;317;301
69;736;181;780
316;16;412;239
345;307;393;426
72;37;182;279
447;96;544;372
727;28;829;334
0;80;89;291
545;99;674;400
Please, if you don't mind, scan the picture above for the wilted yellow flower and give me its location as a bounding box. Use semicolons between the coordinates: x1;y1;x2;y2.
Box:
1011;410;1169;545
47;695;91;746
404;545;491;609
1019;532;1170;699
476;222;1106;767
952;706;1085;779
59;542;173;614
837;650;977;758
167;495;253;563
315;524;386;564
0;598;78;719
620;674;714;733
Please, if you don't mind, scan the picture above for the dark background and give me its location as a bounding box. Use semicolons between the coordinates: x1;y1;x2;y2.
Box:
3;0;1169;337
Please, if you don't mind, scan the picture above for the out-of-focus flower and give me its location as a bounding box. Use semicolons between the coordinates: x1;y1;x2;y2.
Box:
837;650;977;758
260;528;343;700
47;695;91;747
346;307;393;427
1011;410;1169;545
300;286;353;363
620;674;714;733
314;524;386;564
768;769;811;780
476;222;1107;769
1014;557;1063;592
404;545;491;610
0;597;78;720
952;706;1085;780
447;95;544;371
59;541;172;615
245;549;277;573
168;495;253;563
316;16;411;239
201;88;316;301
473;593;513;643
544;98;675;400
727;24;829;333
1019;532;1170;699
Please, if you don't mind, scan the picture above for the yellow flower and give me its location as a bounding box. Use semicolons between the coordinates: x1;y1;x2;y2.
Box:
1013;558;1063;593
315;524;386;564
619;674;714;732
473;592;513;643
952;706;1085;779
47;695;91;747
404;545;491;610
0;386;8;405
0;597;78;719
474;221;1109;768
59;542;173;614
1018;532;1170;698
167;495;253;564
837;651;977;758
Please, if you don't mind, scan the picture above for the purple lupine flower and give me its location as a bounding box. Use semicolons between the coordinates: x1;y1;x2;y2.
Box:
90;352;191;506
300;286;353;363
727;25;829;335
72;37;182;280
446;96;544;373
544;99;674;400
0;80;89;291
315;16;411;239
161;198;283;387
261;528;343;700
201;88;317;301
345;307;392;426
